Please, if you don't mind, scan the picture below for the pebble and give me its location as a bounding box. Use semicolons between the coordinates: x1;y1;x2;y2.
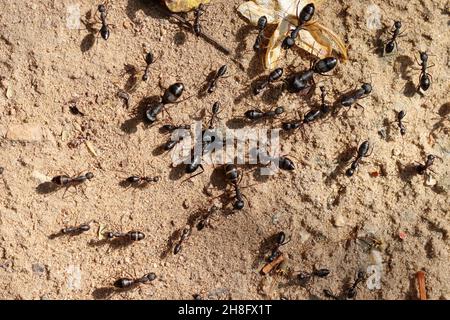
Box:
298;229;311;243
392;148;401;156
333;214;346;227
6;124;44;142
32;263;47;276
32;171;50;184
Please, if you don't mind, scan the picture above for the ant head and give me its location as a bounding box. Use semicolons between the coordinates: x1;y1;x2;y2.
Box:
145;273;157;282
345;168;355;177
394;21;402;29
319;85;326;93
362;83;372;94
427;154;435;161
400;128;406;135
217;65;228;77
233;199;245;210
85;172;94;180
276;231;286;245
98;4;106;12
419;51;428;62
212;101;220;114
257;16;268;30
153;176;161;183
280;157;295;171
145;51;154;65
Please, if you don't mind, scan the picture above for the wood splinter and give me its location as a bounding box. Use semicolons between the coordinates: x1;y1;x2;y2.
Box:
416;270;427;300
260;254;284;276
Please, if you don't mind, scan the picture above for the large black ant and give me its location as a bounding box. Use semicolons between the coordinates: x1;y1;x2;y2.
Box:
384;21;403;55
345;271;366;299
193;4;206;36
51;171;94;197
244;106;285;122
416;51;433;92
339;82;372;109
207;65;227;94
281;3;315;50
145;83;185;124
346;140;372;177
114;272;156;289
285;57;337;93
253;68;283;95
415;154;437;175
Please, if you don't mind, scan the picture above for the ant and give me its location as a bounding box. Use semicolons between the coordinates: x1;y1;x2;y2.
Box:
282;86;329;131
193;4;206;36
297;268;330;285
97;2;110;40
267;231;290;262
253;148;296;171
207;65;227;94
114;272;156;289
253;68;283;95
145;83;185;124
285;57;337;93
281;3;315;50
396;110;407;135
415;154;437;175
384;21;403;55
142;51;155;81
174;226;191;254
49;221;93;239
0;167;4;175
196;206;219;231
345;140;372;177
160;123;191;151
51;171;94;197
223;164;249;210
208;102;222;129
244;106;285;122
345;271;366;299
416;51;433;92
253;16;268;53
339;82;372;109
124;175;160;187
104;230;146;242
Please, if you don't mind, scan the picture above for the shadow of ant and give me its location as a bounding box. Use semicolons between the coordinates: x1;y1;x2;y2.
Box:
79;9;100;53
88;237;135;250
197;70;217;99
120;95;160;134
394;55;417;97
36;181;59;195
173;30;187;46
396;160;417;183
325;145;357;186
168;163;187;181
92;285;139;300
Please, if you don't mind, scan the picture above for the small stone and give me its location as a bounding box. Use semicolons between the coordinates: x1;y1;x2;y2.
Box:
392;148;401;156
425;175;437;186
32;263;47;276
333;214;346;227
298;229;310;243
182;199;190;209
32;171;50;184
6;124;44;142
6;86;13;99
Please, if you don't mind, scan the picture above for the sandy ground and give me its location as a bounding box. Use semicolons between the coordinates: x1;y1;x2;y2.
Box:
0;0;449;300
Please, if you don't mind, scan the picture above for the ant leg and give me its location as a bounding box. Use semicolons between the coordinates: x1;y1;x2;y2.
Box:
181;165;205;184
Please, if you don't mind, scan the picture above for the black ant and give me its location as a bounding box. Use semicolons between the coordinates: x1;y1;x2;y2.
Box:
297;268;330;285
160;124;191;151
145;83;185;124
384;21;403;55
193;4;206;36
98;2;110;40
253;148;296;171
346;140;372;177
142;51;155;81
124;175;160;187
196;205;219;231
267;231;290;261
281;3;315;50
104;230;146;242
114;272;156;289
253;16;268;53
49;221;93;239
207;65;227;94
396;110;407;135
253;68;283;95
223;164;249;210
51;171;94;197
416;51;433;92
339;82;372;109
208;102;222;129
345;271;366;299
174;226;191;254
245;106;285;122
285;57;337;93
415;154;437;175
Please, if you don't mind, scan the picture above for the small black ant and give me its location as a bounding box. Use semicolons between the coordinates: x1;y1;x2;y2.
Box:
285;57;337;93
267;231;290;262
104;231;146;242
297;268;330;285
346;140;372;177
51;171;94;197
223;164;248;210
339;82;372;109
253;16;268;53
142;51;155;81
114;272;156;289
415;154;436;175
61;222;91;235
160;124;191;151
196;206;219;231
145;83;185;124
208;102;222;129
124;175;160;187
174;226;191;254
207;65;227;94
346;271;366;299
193;4;206;36
281;3;315;50
384;21;403;55
254;148;296;171
253;68;283;95
416;51;433;92
98;2;110;40
396;110;407;135
244;106;285;122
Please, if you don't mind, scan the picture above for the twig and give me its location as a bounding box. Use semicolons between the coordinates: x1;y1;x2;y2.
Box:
416;271;427;300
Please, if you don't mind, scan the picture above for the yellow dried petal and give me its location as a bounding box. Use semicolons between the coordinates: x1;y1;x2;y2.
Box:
164;0;211;13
